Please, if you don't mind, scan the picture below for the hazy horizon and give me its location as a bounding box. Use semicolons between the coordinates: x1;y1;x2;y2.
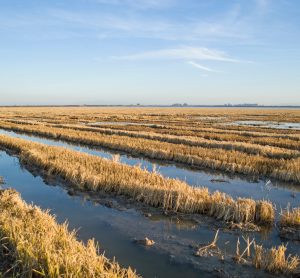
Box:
1;0;299;105
1;103;300;107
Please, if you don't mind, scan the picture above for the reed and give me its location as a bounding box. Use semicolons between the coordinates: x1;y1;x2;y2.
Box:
92;124;300;151
2;107;299;150
1;107;299;124
0;134;275;225
234;237;299;274
253;243;299;274
5;114;300;145
279;207;300;228
0;121;299;183
0;189;138;277
84;122;300;142
47;123;300;159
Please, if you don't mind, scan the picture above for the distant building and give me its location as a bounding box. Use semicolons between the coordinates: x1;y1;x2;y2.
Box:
171;103;189;107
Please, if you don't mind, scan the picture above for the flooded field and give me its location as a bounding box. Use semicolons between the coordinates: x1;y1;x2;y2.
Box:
231;121;300;130
0;128;298;210
0;107;299;277
0;147;295;278
0;151;204;277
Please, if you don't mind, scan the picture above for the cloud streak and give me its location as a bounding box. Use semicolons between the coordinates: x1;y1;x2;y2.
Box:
0;1;269;44
45;7;252;42
112;46;243;62
187;61;218;72
92;0;176;10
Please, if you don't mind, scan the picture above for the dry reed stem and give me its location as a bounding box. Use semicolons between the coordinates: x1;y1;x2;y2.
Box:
80;122;300;148
0;189;138;278
252;243;300;275
233;237;255;263
46;123;300;159
280;207;300;228
0;122;299;183
0;134;275;225
1;107;299;126
195;229;220;256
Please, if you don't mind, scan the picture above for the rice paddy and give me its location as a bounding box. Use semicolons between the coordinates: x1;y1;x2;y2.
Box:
0;189;138;278
0;134;276;225
0;107;299;277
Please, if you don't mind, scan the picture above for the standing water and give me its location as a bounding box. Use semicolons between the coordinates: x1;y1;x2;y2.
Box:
0;128;298;210
0;131;299;277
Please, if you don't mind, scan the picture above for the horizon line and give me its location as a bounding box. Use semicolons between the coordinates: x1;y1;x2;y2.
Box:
1;104;300;108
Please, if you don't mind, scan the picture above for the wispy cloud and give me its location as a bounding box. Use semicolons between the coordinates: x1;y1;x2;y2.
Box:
46;7;252;42
0;1;267;44
112;46;243;62
187;61;218;72
0;0;283;48
92;0;176;10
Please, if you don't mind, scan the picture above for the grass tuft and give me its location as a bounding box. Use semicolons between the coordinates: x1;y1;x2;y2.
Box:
0;135;275;226
253;243;299;274
280;207;300;228
0;189;138;278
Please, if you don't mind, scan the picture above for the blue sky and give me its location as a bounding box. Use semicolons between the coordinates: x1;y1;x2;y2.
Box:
0;0;299;105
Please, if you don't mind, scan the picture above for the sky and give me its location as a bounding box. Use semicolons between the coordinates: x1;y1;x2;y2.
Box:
0;0;299;105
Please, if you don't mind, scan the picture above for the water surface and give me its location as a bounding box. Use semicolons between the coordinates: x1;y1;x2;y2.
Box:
232;121;300;130
0;130;299;277
0;128;298;211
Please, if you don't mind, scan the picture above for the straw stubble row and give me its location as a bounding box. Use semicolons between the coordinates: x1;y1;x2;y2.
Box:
0;134;275;225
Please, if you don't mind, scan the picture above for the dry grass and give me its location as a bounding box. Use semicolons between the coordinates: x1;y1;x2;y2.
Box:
46;123;300;159
197;231;299;275
280;207;300;228
81;122;300;144
1;107;299;151
94;124;300;151
0;107;299;276
232;236;299;275
279;207;300;241
0;106;299;122
0;189;138;278
3;109;300;138
0;121;299;183
253;243;299;275
0;134;275;225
